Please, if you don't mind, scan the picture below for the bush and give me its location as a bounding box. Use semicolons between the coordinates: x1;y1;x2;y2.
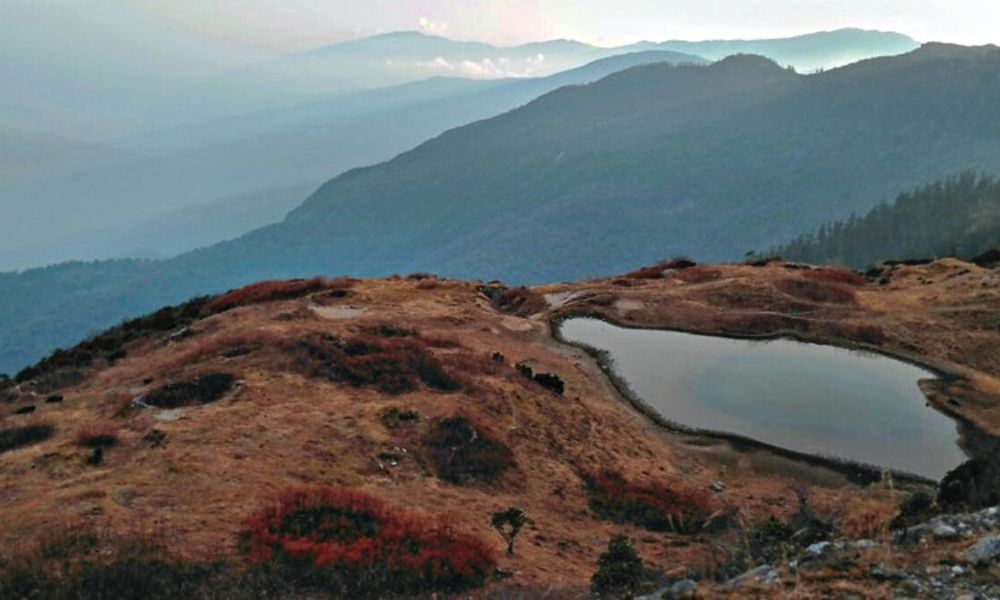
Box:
802;267;867;286
514;363;565;395
379;407;420;430
590;535;647;599
584;471;713;534
239;487;495;596
774;277;857;304
0;423;54;454
625;258;698;280
938;458;1000;511
209;277;353;312
423;417;516;485
0;533;298;600
14;296;211;385
75;424;119;448
142;373;235;408
670;266;722;284
493;287;547;316
490;507;529;556
284;334;460;395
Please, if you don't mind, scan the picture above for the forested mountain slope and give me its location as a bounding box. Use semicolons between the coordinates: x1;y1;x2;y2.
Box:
771;173;1000;267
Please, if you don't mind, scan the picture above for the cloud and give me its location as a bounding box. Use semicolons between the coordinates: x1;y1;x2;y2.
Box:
418;17;450;38
394;53;548;79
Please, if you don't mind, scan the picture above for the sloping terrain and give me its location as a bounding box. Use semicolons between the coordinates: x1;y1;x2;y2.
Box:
2;259;999;596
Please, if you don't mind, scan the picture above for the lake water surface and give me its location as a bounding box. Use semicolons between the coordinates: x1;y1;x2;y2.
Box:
560;317;966;479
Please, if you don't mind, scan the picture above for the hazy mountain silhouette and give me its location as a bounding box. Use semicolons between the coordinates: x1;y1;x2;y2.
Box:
0;51;703;271
637;28;918;72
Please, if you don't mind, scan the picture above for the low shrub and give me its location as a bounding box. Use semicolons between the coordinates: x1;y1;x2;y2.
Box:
209;277;354;312
774;277;857;304
745;488;833;564
938;458;1000;511
584;471;713;534
423;416;516;485
670;266;722;284
0;373;12;391
15;296;210;385
590;535;650;599
0;423;54;454
284;334;460;395
142;373;235;408
802;267;867;286
379;407;420;430
75;424;119;448
493;287;547;316
14;405;36;415
971;248;1000;268
513;362;565;395
239;487;495;596
625;258;698;280
890;491;936;530
624;265;667;280
0;532;296;600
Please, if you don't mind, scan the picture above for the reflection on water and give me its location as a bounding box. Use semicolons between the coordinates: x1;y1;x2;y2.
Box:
560;317;966;479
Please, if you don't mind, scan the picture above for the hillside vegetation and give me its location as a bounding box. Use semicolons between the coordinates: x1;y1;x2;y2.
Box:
2;260;999;597
771;173;1000;268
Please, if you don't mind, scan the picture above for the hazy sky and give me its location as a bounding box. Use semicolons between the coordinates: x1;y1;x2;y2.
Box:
4;0;1000;58
95;0;1000;50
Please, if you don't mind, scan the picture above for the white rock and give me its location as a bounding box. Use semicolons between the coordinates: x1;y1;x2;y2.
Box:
966;535;1000;565
933;524;959;540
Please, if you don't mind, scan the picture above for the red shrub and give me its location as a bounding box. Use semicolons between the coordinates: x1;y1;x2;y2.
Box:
584;470;714;534
283;334;461;394
670;266;722;284
802;267;867;286
75;424;118;448
774;278;857;304
625;258;698;280
423;416;516;485
240;487;495;595
625;265;667;280
209;277;354;312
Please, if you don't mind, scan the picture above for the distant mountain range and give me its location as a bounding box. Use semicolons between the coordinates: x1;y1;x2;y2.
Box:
0;50;704;271
164;28;916;119
0;28;917;272
2;42;999;376
636;28;917;72
771;172;1000;267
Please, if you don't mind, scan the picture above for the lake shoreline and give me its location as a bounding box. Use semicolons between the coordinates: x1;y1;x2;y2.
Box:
550;312;987;487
